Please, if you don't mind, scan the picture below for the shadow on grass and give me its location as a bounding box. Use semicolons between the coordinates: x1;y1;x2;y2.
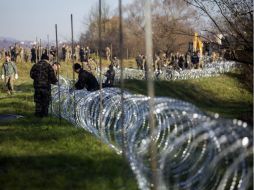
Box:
0;83;34;115
0;153;137;190
0;115;74;141
15;83;34;92
0;101;34;114
0;114;138;189
224;72;253;93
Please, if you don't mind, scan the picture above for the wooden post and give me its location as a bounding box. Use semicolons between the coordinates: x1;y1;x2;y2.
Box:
55;24;61;124
35;37;38;63
71;14;76;121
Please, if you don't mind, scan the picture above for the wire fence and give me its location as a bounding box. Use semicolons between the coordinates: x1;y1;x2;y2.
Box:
51;77;253;190
48;1;253;190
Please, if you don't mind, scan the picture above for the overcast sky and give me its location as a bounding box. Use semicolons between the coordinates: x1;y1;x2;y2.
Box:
0;0;133;42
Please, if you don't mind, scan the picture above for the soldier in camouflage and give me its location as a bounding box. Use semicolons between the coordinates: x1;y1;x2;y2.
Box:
1;54;18;95
75;45;80;62
30;53;58;117
111;57;119;69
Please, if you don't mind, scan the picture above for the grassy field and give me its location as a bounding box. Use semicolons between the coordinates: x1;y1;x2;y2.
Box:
0;60;253;189
0;61;138;190
123;73;253;124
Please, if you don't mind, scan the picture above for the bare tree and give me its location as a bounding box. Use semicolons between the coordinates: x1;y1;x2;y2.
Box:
80;0;204;58
184;0;253;62
152;0;199;53
123;0;200;55
80;1;111;51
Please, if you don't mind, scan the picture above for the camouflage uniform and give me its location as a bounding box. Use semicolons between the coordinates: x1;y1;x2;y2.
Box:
16;46;22;63
136;54;143;70
105;47;111;62
84;58;97;75
66;46;71;62
75;45;80;62
154;54;160;71
50;46;57;62
30;59;57;117
112;57;119;68
24;48;30;63
1;61;18;94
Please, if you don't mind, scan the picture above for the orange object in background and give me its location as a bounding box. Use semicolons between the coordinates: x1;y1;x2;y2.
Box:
193;32;203;57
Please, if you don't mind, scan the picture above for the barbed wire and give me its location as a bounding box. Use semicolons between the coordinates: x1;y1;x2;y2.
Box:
100;60;240;81
50;76;253;190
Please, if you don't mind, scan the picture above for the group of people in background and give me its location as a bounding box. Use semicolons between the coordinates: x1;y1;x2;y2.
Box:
136;50;215;73
30;52;101;118
0;44;92;64
1;43;221;99
0;43;116;117
0;45;30;63
1;41;226;118
30;44;92;64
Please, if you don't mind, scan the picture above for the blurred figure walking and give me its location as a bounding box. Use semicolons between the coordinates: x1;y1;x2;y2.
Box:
1;55;18;95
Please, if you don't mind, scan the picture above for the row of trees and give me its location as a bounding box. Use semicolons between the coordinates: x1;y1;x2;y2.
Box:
80;0;199;58
80;0;253;62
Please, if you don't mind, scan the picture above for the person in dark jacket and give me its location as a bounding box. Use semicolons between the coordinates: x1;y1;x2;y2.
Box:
31;45;37;63
103;64;115;87
191;52;200;69
10;46;16;62
178;54;185;69
62;44;67;62
30;53;58;117
136;54;143;70
73;63;99;91
79;47;85;63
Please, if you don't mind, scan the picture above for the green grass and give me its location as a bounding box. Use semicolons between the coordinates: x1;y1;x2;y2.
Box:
0;118;137;190
123;72;253;124
0;62;138;190
0;60;253;189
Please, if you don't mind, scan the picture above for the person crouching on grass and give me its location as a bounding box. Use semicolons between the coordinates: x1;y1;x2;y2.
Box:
73;63;99;91
1;54;18;95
